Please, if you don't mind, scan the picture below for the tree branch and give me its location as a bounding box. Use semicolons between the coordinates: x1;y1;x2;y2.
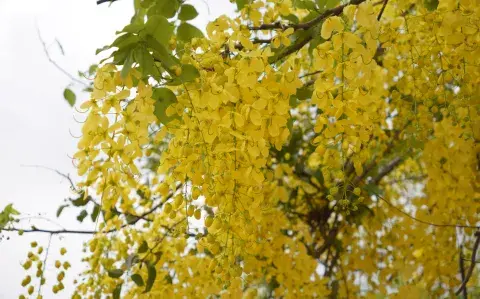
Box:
234;38;273;50
21;164;78;192
371;156;403;185
299;69;323;79
3;227;101;235
36;26;88;87
1;185;180;235
376;194;480;229
456;231;480;295
269;32;312;63
97;0;119;4
459;245;468;298
377;0;389;21
248;0;366;31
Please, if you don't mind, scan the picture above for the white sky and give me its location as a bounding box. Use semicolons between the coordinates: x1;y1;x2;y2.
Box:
0;0;234;297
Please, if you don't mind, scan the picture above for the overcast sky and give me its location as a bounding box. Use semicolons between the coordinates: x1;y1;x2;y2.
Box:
0;0;234;297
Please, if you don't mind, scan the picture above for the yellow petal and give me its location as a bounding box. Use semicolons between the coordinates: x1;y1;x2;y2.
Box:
252;98;267;110
250;109;262;126
321;16;344;40
234;113;245;128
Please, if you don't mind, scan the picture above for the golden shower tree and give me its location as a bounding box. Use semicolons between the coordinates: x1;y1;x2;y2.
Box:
2;0;480;297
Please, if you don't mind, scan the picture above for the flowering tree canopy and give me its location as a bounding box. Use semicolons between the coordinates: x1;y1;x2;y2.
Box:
3;0;480;297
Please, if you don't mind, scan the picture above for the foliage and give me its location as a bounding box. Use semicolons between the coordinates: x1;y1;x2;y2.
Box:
0;204;19;229
3;0;480;298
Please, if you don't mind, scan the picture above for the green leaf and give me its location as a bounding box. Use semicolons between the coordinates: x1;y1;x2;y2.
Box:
282;14;300;24
287;115;294;133
111;34;140;49
90;205;100;222
300;11;320;23
235;0;250;10
140;0;153;9
98;34;138;60
134;47;155;77
95;45;110;55
153;87;178;125
289;95;299;108
177;22;204;43
325;0;340;9
424;0;439;11
178;4;198;21
145;35;179;69
167;64;200;86
112;46;134;65
316;0;339;9
121;51;134;79
131;274;145;287
76;210;88;222
295;0;317;10
145;15;173;45
363;184;383;197
0;204;19;228
296;86;313;101
70;194;89;207
113;283;122;299
178;64;200;82
4;204;19;215
108;269;124;279
56;205;68;218
88;64;98;75
121;22;144;34
309;35;323;55
410;138;424;149
144;263;157;293
138;240;149;254
63;88;76;107
150;0;179;18
126;214;140;224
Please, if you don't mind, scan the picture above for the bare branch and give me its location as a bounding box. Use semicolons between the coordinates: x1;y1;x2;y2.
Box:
377;0;389;21
37;234;52;297
459;245;468;298
269;32;312;63
97;0;118;4
234;38;273;50
21;164;77;191
3;227;101;235
371;156;403;185
248;0;366;31
376;194;480;229
456;231;480;295
299;70;323;79
36;26;88;87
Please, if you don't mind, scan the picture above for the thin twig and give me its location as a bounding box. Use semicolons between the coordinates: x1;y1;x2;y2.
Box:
2;183;180;235
37;234;52;297
376;194;480;229
377;0;389;21
339;262;350;298
459;245;468;298
456;232;480;295
299;70;323;79
267;0;366;64
248;0;366;31
3;227;102;235
269;32;312;63
36;25;88;87
21;164;77;191
371;156;403;185
97;0;119;4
